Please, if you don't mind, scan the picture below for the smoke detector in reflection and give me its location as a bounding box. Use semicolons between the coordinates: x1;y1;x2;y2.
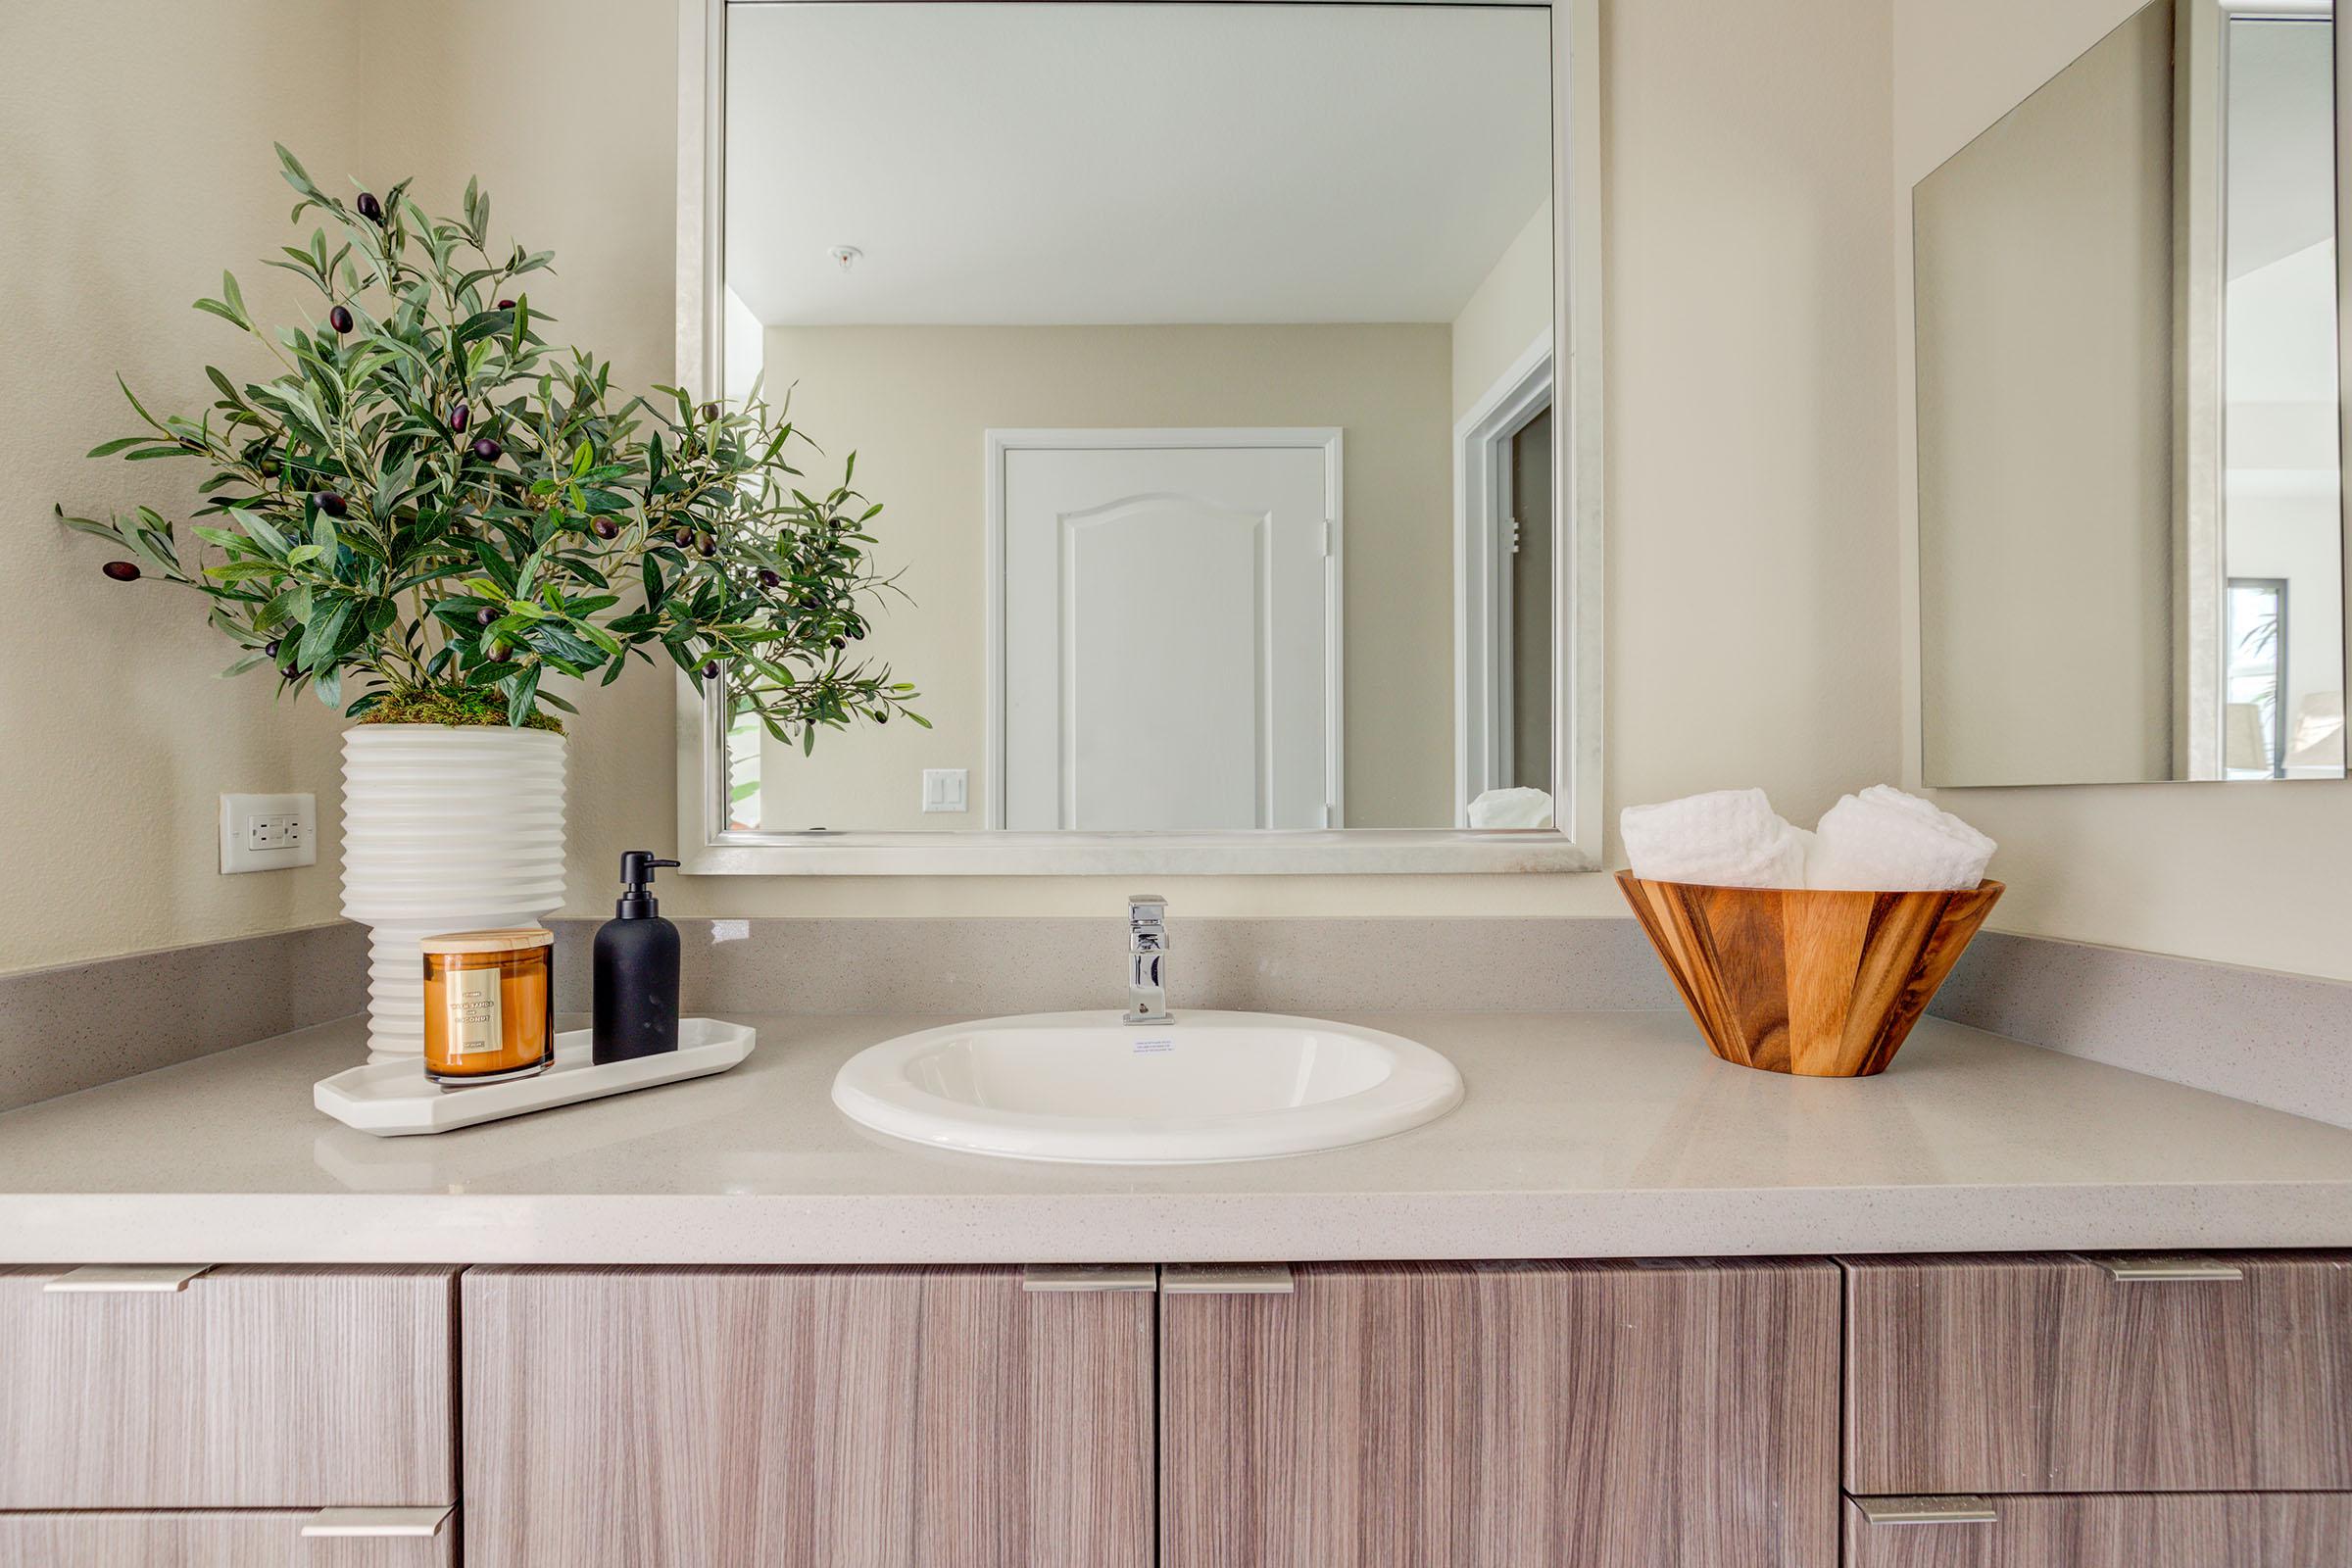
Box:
827;245;863;272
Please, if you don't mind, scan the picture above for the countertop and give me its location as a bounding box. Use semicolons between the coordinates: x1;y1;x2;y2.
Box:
1;1010;2349;1263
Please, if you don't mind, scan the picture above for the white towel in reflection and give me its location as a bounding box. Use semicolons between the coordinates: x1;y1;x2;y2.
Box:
1619;788;1809;888
1468;787;1554;829
1805;786;1993;891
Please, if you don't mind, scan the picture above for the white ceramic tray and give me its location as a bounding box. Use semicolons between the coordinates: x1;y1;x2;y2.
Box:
315;1017;756;1137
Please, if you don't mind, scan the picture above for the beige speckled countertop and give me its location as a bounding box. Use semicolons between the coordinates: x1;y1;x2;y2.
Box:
1;1010;2348;1263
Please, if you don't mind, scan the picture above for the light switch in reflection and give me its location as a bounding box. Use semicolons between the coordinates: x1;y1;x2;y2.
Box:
921;769;969;813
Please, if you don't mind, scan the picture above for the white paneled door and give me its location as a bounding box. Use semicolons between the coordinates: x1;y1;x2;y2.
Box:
992;431;1340;831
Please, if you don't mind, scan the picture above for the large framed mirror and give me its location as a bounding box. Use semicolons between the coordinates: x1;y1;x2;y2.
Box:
1915;0;2350;786
674;0;1600;873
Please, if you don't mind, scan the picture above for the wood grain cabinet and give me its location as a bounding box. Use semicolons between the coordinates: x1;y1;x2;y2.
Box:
0;1510;454;1568
460;1265;1155;1568
1158;1258;1841;1568
0;1266;460;1509
1841;1493;2352;1568
1843;1252;2352;1494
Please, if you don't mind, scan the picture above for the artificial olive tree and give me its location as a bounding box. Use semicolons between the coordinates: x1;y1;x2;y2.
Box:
63;146;920;748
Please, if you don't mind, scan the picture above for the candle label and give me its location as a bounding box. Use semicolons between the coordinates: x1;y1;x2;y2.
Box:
448;967;504;1056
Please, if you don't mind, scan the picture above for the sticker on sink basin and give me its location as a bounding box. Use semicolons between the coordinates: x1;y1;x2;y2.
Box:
1131;1036;1176;1054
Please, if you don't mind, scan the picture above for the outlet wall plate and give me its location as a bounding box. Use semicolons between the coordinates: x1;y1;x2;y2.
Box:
220;791;318;874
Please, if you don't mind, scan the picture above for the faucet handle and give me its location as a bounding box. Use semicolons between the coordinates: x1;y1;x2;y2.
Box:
1127;893;1167;924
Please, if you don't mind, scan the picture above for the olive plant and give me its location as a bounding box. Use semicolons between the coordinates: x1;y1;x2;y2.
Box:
61;145;922;746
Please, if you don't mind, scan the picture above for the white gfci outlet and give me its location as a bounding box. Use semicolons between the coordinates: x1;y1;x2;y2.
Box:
220;792;318;874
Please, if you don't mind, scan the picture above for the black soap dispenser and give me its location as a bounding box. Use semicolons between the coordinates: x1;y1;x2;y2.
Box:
593;851;683;1064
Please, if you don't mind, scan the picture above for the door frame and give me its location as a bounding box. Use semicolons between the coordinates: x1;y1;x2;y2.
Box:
982;427;1346;830
1454;333;1556;823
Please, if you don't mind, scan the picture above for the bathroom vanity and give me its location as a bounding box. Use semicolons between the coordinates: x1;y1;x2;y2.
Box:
2;1010;2349;1567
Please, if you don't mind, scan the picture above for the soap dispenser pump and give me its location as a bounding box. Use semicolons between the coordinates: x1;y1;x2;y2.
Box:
593;851;682;1064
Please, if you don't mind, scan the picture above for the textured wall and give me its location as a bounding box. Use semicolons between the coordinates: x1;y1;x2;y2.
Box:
0;1;369;974
8;0;1906;959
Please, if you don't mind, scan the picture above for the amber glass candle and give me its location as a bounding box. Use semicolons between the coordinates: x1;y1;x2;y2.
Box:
420;929;555;1087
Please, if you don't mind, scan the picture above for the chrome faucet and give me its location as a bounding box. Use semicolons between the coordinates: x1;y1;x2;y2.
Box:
1125;894;1171;1024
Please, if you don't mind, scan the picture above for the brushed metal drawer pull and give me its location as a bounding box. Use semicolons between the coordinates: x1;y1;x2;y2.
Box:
2088;1254;2245;1283
1162;1263;1295;1295
1021;1264;1157;1293
43;1264;212;1294
1854;1495;1999;1526
301;1506;454;1539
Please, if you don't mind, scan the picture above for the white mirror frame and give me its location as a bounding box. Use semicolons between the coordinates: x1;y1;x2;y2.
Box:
672;0;1603;874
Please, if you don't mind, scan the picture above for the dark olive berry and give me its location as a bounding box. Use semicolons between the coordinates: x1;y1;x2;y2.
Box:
101;560;141;582
592;517;618;540
280;664;301;680
872;710;889;725
485;640;512;662
672;527;694;549
758;568;781;589
318;491;348;517
700;662;720;680
475;607;496;626
264;638;281;656
696;532;715;559
449;403;470;432
495;298;515;310
356;191;383;222
699;402;719;422
327;304;354;334
829;636;846;651
469;437;503;462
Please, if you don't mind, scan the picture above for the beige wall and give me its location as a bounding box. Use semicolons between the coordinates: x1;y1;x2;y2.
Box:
1897;0;2352;979
10;0;1908;953
1453;199;1556;421
1913;1;2175;786
751;323;1454;832
0;1;368;973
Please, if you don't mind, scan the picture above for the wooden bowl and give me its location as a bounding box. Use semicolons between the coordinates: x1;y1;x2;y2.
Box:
1615;871;2003;1077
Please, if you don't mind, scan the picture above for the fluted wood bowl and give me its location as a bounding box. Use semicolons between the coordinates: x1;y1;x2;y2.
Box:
1615;871;2003;1077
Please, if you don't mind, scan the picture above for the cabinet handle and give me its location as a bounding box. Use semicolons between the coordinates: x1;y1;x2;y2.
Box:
1021;1264;1157;1293
2086;1254;2245;1282
300;1506;454;1539
43;1264;211;1294
1162;1263;1295;1295
1853;1495;1999;1526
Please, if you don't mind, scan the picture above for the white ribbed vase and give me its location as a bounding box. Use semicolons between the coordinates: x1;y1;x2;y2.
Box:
340;725;568;1064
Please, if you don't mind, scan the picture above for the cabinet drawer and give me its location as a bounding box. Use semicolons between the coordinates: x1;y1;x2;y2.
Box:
0;1509;454;1568
1844;1252;2352;1494
1842;1493;2352;1568
0;1266;460;1508
463;1265;1154;1568
1160;1259;1840;1568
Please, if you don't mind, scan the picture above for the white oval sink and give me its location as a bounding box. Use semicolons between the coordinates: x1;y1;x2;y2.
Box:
831;1010;1463;1163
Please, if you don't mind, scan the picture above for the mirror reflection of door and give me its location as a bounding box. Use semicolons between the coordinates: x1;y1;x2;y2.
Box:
993;434;1339;832
1509;405;1554;795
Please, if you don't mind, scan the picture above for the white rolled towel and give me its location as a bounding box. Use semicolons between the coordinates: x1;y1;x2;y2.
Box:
1468;786;1555;829
1806;786;1994;891
1620;788;1810;888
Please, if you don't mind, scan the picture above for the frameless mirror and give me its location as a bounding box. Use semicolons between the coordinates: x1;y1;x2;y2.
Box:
681;0;1593;870
1916;0;2348;785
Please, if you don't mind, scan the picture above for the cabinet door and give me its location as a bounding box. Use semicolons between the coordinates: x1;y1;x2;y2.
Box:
1159;1259;1839;1568
462;1266;1153;1568
1842;1493;2352;1567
